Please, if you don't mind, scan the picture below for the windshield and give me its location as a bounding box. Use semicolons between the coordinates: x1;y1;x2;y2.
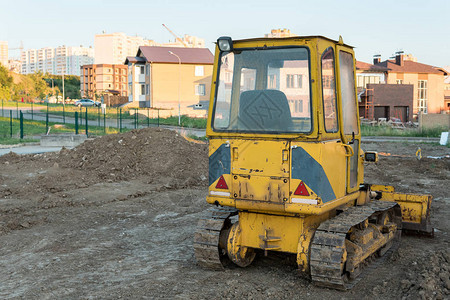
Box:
212;47;311;133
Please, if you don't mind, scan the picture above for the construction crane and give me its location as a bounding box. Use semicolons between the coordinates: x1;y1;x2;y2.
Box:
162;24;188;47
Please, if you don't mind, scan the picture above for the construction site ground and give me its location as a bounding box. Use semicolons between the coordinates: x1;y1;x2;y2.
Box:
0;128;448;299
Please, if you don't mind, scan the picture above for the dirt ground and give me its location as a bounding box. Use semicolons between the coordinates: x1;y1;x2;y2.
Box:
0;128;449;299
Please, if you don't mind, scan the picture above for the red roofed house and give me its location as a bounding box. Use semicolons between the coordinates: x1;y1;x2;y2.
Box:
356;59;414;122
374;52;448;115
125;46;214;115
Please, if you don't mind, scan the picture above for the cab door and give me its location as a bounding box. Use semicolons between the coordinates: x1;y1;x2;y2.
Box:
336;47;361;193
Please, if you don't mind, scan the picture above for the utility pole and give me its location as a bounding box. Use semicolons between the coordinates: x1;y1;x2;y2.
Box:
169;51;181;126
62;69;65;106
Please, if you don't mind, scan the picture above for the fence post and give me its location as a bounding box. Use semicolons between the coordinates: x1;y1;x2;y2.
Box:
75;111;78;134
45;103;49;133
20;111;23;140
157;109;160;127
98;106;100;127
85;107;88;136
134;109;137;129
31;102;33;120
63;105;65;124
120;108;122;132
116;107;119;129
103;111;106;133
9;110;12;137
79;106;82;125
147;108;150;127
16;102;19;118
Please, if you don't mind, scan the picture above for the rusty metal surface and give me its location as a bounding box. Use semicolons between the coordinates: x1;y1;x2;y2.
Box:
193;207;237;270
310;201;401;290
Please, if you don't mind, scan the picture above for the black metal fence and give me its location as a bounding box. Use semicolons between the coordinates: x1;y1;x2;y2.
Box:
0;100;164;140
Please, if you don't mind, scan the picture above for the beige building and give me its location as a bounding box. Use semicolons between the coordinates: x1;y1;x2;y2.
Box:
444;66;450;112
94;32;156;65
0;41;8;68
125;46;213;114
374;52;448;114
80;64;128;99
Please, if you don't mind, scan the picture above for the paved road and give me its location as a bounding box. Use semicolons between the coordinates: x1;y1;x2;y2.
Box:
0;145;68;157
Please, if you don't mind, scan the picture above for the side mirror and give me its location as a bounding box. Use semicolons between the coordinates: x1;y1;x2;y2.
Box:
364;151;378;163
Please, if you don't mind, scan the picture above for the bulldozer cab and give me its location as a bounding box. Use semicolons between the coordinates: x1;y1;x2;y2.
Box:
207;36;362;209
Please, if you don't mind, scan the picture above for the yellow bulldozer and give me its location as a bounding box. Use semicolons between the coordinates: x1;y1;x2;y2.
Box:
194;35;432;290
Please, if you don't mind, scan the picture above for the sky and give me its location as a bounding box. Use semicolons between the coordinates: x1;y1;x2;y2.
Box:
0;0;449;67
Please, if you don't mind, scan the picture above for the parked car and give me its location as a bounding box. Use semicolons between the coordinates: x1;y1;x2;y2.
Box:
74;99;101;107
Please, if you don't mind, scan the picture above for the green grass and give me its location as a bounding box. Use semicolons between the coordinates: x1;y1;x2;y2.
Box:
0;116;127;144
0;137;39;145
1;100;45;108
361;124;447;138
138;115;207;129
186;134;208;141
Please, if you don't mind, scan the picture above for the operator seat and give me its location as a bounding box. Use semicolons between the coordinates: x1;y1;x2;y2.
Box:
238;89;292;131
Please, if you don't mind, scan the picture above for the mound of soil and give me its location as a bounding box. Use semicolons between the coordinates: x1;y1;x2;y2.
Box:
57;128;208;187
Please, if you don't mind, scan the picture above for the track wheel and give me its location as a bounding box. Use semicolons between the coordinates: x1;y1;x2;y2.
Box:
226;222;256;267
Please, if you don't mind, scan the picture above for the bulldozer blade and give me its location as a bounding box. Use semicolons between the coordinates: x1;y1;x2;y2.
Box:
370;184;433;236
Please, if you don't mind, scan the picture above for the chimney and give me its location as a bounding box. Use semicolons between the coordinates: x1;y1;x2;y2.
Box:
395;51;404;66
373;54;381;65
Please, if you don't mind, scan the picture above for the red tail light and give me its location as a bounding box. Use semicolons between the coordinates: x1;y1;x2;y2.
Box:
215;175;229;189
294;181;309;196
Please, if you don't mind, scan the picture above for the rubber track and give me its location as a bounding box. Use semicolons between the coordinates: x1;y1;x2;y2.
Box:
193;207;237;270
310;201;401;290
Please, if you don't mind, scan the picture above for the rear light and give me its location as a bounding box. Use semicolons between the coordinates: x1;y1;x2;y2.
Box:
215;175;229;189
294;181;309;196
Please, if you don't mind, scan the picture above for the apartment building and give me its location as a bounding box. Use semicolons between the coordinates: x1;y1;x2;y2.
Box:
21;45;94;76
80;64;128;99
0;41;8;68
94;32;156;65
125;46;214;113
8;59;21;73
264;29;297;38
162;34;205;48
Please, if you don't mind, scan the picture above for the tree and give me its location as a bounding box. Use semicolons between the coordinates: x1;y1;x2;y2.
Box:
0;64;13;100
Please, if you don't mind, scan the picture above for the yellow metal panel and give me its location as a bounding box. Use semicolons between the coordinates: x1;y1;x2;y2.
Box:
232;175;289;202
291;141;347;201
239;211;304;254
230;140;290;177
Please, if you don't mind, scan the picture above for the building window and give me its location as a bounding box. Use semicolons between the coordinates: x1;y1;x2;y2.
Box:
268;75;277;89
140;66;145;74
418;80;428;113
146;84;149;95
195;84;206;96
146;64;150;75
356;75;381;88
195;66;204;76
141;84;145;95
286;74;302;88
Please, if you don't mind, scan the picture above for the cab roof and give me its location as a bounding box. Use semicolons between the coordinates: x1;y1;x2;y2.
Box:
228;35;354;49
